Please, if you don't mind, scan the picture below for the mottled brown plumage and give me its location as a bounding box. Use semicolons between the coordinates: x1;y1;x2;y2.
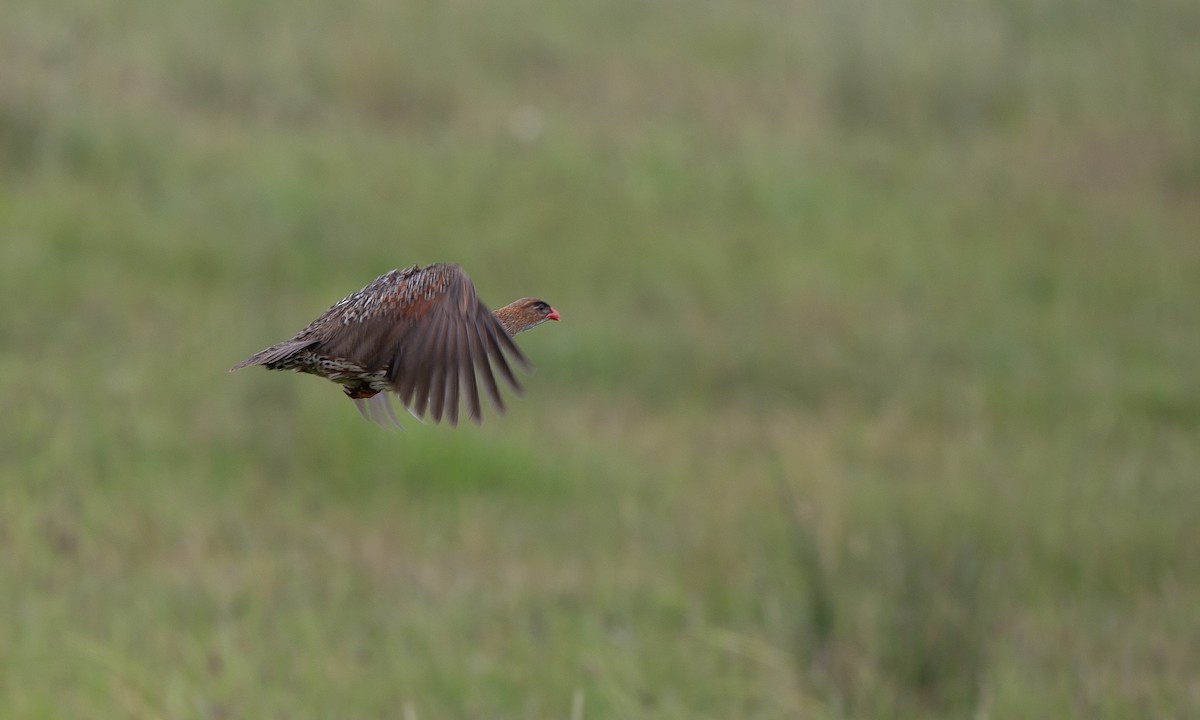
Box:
231;263;559;426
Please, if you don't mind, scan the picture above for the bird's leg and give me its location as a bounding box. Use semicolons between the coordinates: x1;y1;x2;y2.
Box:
343;383;380;399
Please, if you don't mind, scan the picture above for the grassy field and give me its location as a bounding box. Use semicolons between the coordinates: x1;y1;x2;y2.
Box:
2;0;1199;717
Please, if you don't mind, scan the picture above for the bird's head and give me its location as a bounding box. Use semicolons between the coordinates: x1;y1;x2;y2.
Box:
495;298;560;335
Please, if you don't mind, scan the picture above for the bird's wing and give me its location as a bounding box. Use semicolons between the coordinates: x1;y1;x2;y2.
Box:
313;264;531;426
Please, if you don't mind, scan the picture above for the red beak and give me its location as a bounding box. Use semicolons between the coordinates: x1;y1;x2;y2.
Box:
547;308;560;321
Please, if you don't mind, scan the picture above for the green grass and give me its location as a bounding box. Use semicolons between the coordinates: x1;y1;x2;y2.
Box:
2;0;1199;717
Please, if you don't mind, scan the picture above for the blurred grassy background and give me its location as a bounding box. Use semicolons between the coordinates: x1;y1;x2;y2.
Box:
2;0;1198;717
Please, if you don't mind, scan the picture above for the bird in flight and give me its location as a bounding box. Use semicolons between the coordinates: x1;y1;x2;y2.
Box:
231;263;559;426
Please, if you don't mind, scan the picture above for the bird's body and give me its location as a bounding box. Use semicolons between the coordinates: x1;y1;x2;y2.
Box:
231;263;558;426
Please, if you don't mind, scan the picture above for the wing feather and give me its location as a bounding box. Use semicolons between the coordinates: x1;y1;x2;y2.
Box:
406;316;435;419
426;311;450;423
460;314;483;423
483;318;522;392
472;320;504;415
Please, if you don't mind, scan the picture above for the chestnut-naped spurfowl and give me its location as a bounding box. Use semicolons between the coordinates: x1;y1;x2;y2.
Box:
231;263;558;426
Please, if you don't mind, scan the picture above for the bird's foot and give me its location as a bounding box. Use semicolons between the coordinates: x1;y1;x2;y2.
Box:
343;384;380;399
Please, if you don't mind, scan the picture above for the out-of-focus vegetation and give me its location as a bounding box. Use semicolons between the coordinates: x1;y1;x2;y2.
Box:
2;0;1198;717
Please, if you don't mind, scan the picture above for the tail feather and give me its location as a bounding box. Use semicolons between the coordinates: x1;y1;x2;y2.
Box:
229;338;315;372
